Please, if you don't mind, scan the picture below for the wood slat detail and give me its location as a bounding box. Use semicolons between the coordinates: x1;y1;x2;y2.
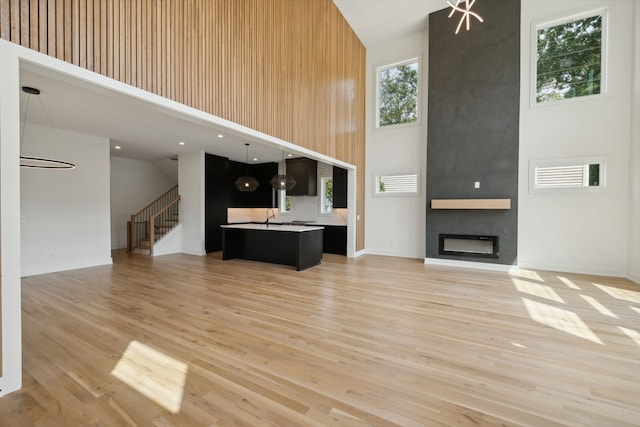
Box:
0;0;9;40
19;0;27;47
431;198;512;210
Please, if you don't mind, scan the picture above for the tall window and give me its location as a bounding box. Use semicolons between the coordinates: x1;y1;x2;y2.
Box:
376;58;419;128
535;10;605;103
280;191;291;214
320;177;333;214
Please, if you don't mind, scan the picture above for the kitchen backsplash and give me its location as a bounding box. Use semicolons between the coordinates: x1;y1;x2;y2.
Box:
228;205;348;225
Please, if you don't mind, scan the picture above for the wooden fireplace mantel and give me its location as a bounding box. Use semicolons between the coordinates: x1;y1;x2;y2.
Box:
430;198;511;210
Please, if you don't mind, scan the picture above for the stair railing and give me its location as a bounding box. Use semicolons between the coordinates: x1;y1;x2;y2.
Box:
130;185;179;253
148;196;180;255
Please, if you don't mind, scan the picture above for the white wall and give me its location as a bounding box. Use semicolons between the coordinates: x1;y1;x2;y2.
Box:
365;31;428;259
110;156;177;249
518;0;634;277
21;123;112;277
178;150;205;255
629;0;640;283
153;223;182;256
0;40;23;396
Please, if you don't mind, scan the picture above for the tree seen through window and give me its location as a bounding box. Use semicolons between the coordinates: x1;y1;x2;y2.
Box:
536;13;603;103
377;59;419;127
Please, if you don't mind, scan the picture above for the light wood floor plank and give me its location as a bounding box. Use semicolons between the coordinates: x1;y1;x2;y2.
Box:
1;250;639;426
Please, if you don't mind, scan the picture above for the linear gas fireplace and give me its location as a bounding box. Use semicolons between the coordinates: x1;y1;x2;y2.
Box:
439;234;499;258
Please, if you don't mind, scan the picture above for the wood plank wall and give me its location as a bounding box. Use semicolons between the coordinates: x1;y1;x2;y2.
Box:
0;0;366;250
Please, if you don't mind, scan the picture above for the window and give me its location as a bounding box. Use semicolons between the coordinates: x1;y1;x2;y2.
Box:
530;158;605;193
535;10;606;103
376;58;419;128
374;173;419;196
320;177;333;214
280;190;291;213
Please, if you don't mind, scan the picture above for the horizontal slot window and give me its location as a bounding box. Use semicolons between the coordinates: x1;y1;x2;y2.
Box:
530;158;605;193
374;173;419;196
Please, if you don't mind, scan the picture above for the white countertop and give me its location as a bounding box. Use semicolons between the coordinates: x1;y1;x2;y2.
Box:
221;223;324;232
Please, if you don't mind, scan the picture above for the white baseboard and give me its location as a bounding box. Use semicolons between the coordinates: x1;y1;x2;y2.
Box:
181;248;206;256
365;249;425;259
424;257;517;273
517;259;626;279
353;249;367;258
21;257;113;278
0;376;21;397
627;271;640;285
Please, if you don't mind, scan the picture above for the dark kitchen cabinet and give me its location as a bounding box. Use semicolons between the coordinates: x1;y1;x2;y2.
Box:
286;157;317;196
228;160;278;208
205;153;229;253
322;225;347;255
332;166;348;208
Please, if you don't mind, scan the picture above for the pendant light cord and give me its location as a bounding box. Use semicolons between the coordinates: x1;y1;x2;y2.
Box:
20;91;30;152
19;86;76;170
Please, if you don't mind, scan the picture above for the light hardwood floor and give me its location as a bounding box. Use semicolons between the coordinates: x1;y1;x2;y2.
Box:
1;250;639;426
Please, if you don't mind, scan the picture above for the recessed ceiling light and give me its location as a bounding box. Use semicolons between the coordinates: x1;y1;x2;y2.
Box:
217;134;224;138
253;158;258;162
287;153;293;157
114;145;121;150
178;141;186;146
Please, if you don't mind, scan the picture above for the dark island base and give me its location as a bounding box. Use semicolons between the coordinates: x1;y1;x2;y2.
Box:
222;228;323;271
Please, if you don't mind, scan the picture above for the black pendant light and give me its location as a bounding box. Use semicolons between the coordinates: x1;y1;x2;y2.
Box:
234;143;260;192
270;152;296;191
20;86;76;170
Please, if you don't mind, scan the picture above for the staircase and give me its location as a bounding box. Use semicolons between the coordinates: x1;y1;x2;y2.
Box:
128;185;180;255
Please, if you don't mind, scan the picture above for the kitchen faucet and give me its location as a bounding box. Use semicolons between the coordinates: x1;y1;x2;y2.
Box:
266;208;276;227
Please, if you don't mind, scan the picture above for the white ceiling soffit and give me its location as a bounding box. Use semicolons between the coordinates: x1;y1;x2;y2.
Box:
17;1;453;164
332;0;447;47
18;62;323;165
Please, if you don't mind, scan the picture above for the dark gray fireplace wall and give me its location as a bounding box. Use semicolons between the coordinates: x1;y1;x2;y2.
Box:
426;0;520;265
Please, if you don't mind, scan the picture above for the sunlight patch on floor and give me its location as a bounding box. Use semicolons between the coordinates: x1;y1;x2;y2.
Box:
594;283;640;303
618;327;640;347
630;306;640;315
522;298;602;344
509;269;544;282
512;279;564;303
579;295;618;318
556;276;581;290
111;340;188;414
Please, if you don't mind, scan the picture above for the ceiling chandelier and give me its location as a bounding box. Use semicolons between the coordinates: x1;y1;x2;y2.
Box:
20;86;76;170
447;0;484;34
270;151;296;191
234;143;260;192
